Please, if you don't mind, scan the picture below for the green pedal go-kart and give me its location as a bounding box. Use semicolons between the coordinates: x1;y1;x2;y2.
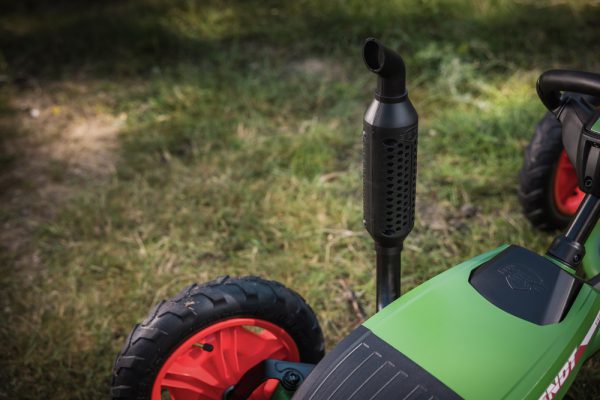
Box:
111;39;600;400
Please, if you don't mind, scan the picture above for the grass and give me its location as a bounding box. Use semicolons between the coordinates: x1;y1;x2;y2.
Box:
1;0;599;398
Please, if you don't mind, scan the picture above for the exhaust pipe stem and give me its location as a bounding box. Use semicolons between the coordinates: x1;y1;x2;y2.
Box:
362;38;418;311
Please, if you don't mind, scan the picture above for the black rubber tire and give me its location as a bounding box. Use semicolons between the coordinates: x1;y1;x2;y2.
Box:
518;112;571;231
111;276;325;399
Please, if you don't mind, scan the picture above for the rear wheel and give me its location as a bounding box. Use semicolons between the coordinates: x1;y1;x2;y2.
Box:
111;276;325;400
553;150;584;216
518;112;584;230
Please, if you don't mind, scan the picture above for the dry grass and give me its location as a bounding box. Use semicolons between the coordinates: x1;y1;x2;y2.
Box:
0;1;599;398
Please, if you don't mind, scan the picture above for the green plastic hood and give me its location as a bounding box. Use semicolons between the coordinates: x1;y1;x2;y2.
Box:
364;246;600;400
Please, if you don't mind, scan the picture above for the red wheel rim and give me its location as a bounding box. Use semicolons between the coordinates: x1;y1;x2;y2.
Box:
553;150;585;215
152;318;300;400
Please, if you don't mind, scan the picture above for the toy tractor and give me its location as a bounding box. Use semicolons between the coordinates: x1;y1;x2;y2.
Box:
112;39;600;400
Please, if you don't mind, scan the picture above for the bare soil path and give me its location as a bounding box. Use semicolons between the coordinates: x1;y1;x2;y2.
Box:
0;80;124;273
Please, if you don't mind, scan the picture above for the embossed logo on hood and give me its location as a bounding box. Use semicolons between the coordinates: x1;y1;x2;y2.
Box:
497;264;544;292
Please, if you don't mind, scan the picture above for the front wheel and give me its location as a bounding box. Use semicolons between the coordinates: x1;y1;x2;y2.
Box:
111;276;325;400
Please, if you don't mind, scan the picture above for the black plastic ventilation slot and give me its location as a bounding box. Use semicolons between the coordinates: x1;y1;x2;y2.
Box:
381;137;416;237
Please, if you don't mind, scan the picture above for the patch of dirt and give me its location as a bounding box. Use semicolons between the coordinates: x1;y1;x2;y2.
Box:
418;201;479;231
288;57;345;80
47;113;123;176
0;81;124;267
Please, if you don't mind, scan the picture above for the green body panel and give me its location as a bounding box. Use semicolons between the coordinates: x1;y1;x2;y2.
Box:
590;116;600;134
586;223;600;355
363;246;600;400
583;223;600;278
272;384;293;400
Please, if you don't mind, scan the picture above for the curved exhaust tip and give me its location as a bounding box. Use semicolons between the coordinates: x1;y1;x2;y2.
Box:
363;38;383;73
362;37;407;100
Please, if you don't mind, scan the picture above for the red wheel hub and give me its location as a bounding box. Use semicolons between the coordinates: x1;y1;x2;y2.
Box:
152;318;300;400
553;150;585;215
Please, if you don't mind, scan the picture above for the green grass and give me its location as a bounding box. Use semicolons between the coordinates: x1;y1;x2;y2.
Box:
1;0;599;398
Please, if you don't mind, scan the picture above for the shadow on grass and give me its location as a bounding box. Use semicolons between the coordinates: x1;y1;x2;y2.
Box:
1;0;599;81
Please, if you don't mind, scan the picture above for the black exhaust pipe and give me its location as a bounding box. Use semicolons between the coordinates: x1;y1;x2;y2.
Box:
362;38;418;310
